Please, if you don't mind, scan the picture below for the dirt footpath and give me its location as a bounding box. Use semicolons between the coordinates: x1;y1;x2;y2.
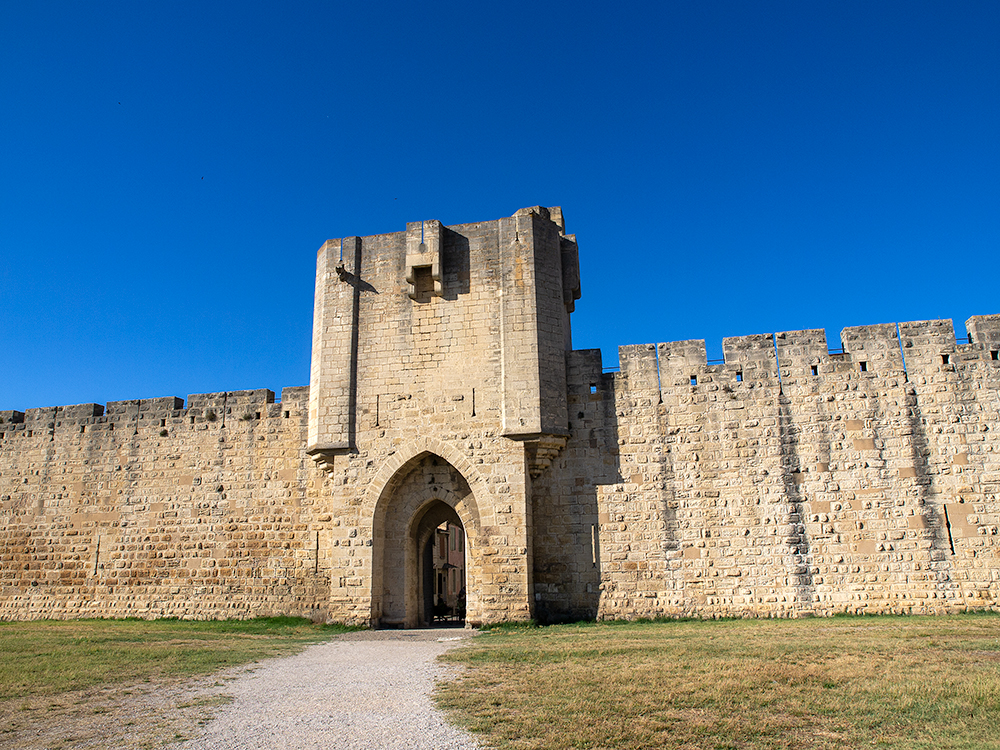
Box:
0;628;483;750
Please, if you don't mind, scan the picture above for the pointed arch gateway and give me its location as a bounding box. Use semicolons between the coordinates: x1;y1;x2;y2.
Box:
369;444;488;628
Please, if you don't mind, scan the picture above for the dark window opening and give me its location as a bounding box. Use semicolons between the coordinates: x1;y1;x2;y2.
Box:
736;371;743;382
811;365;818;376
992;351;998;361
942;354;950;365
411;266;434;301
160;419;166;427
690;376;698;386
284;410;290;418
859;361;868;372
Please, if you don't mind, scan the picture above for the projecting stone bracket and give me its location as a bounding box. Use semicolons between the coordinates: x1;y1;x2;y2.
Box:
306;443;351;474
517;434;570;478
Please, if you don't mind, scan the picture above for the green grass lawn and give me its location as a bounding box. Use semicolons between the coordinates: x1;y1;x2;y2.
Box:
436;613;1000;750
0;617;356;699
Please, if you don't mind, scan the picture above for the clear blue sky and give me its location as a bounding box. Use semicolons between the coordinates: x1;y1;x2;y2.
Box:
2;1;998;411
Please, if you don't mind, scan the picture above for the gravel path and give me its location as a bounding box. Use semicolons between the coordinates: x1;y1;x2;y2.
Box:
177;628;484;750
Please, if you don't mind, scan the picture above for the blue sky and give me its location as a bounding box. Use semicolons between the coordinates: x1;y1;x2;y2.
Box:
2;1;997;410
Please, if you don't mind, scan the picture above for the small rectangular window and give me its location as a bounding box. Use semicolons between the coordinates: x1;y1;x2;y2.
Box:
992;351;998;361
690;376;697;386
411;266;435;301
942;354;950;365
589;384;597;394
735;371;743;382
859;361;868;372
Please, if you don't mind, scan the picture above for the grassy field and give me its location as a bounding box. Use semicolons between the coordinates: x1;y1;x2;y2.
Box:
436;613;1000;750
0;617;356;700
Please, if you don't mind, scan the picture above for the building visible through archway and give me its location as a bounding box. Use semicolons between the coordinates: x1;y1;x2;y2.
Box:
427;519;465;625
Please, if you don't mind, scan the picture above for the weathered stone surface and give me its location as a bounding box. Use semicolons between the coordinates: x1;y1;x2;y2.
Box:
2;208;999;625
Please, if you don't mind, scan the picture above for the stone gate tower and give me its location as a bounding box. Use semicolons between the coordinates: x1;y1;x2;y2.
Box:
306;206;580;626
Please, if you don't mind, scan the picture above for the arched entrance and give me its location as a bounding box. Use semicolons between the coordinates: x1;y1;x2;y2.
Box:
370;453;478;628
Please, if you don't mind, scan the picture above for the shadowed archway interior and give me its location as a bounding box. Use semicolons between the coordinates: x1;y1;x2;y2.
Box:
371;453;478;628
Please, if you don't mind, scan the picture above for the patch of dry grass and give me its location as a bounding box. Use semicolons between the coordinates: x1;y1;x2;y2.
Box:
0;617;360;750
436;614;1000;750
0;617;356;699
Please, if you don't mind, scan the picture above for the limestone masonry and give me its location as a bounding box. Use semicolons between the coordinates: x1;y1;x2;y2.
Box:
3;206;1000;626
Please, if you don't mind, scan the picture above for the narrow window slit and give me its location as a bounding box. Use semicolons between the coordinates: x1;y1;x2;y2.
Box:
735;371;743;382
690;376;697;386
811;365;818;376
859;361;868;372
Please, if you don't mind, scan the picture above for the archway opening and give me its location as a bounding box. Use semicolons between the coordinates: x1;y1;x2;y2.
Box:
371;452;479;629
414;501;466;627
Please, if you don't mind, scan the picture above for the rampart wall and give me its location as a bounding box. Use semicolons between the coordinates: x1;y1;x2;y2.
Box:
0;388;333;620
3;315;999;623
533;315;1000;621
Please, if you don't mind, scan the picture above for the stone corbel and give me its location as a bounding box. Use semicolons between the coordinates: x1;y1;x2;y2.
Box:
405;220;443;299
307;448;338;474
524;434;569;478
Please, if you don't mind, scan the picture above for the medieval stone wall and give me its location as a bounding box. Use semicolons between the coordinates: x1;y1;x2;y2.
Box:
0;388;332;620
2;206;998;625
533;315;1000;621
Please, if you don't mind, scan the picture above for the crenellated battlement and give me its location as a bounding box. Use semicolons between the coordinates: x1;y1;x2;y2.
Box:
0;388;309;434
614;315;1000;391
